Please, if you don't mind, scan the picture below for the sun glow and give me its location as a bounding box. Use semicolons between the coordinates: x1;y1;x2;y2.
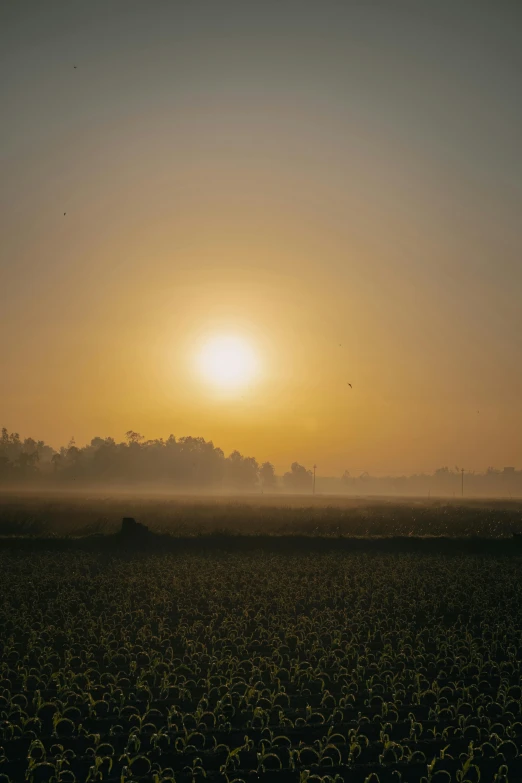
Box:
197;334;260;391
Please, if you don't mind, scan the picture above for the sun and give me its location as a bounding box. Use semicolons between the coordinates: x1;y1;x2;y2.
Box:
197;334;259;390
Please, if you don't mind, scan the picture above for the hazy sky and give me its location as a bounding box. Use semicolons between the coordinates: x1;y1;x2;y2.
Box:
1;1;522;475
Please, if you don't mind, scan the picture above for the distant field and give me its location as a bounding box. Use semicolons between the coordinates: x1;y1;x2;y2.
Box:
1;491;522;537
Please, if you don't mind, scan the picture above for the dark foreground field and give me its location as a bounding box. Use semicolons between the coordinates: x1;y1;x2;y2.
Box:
2;496;522;782
2;546;522;783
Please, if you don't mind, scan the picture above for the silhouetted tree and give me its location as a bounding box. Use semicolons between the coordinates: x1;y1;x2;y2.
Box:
125;431;144;444
283;462;313;492
260;461;277;491
225;450;259;490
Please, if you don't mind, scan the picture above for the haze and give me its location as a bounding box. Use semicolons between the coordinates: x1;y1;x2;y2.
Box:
2;0;522;476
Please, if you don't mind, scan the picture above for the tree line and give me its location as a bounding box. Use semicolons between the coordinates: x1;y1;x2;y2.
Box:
0;428;313;491
1;427;521;495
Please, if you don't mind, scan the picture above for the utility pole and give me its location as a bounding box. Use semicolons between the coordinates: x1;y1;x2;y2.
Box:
461;467;464;497
313;464;317;495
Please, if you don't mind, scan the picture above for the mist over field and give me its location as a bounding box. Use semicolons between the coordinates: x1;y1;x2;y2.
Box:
1;492;522;540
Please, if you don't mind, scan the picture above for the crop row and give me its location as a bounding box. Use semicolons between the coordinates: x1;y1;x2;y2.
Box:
1;551;522;782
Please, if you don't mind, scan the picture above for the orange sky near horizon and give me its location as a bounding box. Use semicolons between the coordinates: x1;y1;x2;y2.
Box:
2;1;522;476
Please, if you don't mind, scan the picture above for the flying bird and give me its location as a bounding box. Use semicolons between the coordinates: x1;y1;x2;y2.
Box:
73;66;77;69
63;212;66;216
347;383;352;388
